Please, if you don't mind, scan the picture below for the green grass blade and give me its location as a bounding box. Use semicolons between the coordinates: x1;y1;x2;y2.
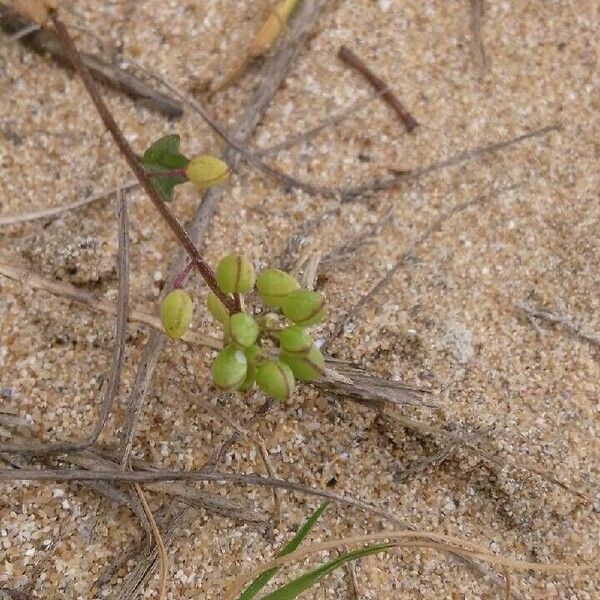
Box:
259;543;394;600
238;503;329;600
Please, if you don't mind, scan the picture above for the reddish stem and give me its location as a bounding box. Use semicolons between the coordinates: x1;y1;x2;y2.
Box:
148;168;188;179
172;261;194;289
49;11;235;313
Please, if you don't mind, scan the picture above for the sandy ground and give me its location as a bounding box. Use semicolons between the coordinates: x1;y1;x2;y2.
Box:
0;0;599;598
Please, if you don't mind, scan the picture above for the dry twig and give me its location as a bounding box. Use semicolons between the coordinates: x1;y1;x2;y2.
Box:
337;125;558;201
255;90;384;157
0;5;183;117
133;483;168;600
469;0;486;75
517;302;600;347
338;44;418;132
0;181;139;227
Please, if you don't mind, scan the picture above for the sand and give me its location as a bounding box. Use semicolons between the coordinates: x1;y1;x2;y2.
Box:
0;0;599;598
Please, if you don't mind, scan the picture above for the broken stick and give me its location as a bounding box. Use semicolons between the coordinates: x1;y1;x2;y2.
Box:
338;44;418;133
0;5;183;118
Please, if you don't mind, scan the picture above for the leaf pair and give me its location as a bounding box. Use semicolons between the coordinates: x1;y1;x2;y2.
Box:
239;502;392;600
142;134;189;201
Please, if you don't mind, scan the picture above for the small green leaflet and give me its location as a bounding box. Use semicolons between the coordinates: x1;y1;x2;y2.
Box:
259;543;394;600
142;134;189;202
238;503;329;600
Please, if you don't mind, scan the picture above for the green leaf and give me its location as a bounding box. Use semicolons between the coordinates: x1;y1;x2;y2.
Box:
238;503;329;600
259;543;394;600
142;134;189;201
143;134;189;168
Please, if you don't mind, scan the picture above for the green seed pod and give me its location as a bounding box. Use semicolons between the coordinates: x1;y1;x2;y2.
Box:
211;345;248;390
256;268;300;308
278;325;313;354
185;155;230;188
160;289;193;339
239;346;260;392
256;360;295;401
281;290;326;327
228;313;259;348
281;344;325;382
206;291;230;326
216;255;256;295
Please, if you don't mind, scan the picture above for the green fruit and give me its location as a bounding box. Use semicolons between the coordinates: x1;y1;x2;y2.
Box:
278;325;313;354
239;346;260;392
281;290;326;327
281;344;325;381
256;268;300;307
185;155;230;188
228;313;259;348
216;255;256;294
206;291;230;325
211;345;248;390
256;360;295;401
160;289;193;339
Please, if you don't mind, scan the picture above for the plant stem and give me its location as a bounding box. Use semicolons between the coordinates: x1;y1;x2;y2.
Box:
148;168;188;179
172;260;194;289
48;11;235;313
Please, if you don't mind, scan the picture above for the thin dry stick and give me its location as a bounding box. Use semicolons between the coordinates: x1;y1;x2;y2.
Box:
338;44;419;133
0;181;139;226
144;482;266;523
469;0;486;75
133;483;168;600
119;333;167;469
337;124;559;201
346;561;360;599
128;60;557;205
65;443;265;523
0;192;130;455
0;260;221;350
2;432;150;534
0;5;183;117
516;302;600;347
255;90;384;157
324;182;521;349
0;466;421;529
104;503;195;600
276;125;557;268
48;10;234;312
